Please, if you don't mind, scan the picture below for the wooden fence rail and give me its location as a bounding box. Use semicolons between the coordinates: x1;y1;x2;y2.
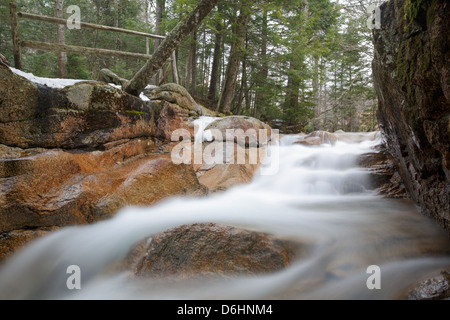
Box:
17;11;166;40
21;40;153;60
9;1;179;84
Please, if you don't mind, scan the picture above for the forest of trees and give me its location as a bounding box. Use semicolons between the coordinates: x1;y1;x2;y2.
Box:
0;0;380;133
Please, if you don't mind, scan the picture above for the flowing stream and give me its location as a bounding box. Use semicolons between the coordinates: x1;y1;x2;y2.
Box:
0;130;449;300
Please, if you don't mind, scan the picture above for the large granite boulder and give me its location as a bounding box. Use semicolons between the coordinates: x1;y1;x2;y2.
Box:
0;64;157;149
125;223;303;279
192;116;274;192
143;83;218;141
204;116;272;148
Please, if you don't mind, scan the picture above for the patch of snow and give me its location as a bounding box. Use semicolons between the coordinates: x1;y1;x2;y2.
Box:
139;92;150;101
10;67;85;89
109;83;122;90
9;67;150;102
192;116;220;144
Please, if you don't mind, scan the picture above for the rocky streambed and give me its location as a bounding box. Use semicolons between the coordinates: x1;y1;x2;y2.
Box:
0;60;449;299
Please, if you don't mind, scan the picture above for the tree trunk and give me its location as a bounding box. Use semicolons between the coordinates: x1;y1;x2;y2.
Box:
200;27;208;98
152;0;165;85
217;1;251;113
254;6;268;117
284;57;300;125
185;43;192;89
55;0;67;78
235;35;249;115
189;30;197;95
154;0;165;50
207;5;223;101
312;56;319;130
113;0;120;49
185;31;197;92
124;0;219;96
145;0;150;55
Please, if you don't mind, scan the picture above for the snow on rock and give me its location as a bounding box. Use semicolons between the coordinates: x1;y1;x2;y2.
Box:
139;92;150;102
10;67;84;89
192;116;220;144
9;67;150;102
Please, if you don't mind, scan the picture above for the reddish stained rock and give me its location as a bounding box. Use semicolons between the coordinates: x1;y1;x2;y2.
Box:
94;154;207;216
127;223;303;279
0;67;208;244
197;163;260;193
156;101;194;141
0;139;206;235
144;83;218;141
0;228;58;264
195;142;266;193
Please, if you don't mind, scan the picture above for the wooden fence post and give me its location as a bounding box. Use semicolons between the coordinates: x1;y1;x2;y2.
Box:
9;1;22;70
9;7;180;86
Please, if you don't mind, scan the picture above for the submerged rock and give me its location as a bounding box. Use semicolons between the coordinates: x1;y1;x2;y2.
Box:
294;131;379;147
357;148;408;198
333;131;379;143
125;223;302;279
408;270;450;300
295;131;338;146
0;228;58;264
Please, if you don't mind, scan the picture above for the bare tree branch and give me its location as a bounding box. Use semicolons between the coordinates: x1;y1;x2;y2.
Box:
124;0;220;96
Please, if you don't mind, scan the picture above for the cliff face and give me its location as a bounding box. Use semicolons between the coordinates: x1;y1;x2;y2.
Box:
372;0;449;232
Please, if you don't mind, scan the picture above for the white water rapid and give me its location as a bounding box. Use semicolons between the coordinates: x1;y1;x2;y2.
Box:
0;129;449;300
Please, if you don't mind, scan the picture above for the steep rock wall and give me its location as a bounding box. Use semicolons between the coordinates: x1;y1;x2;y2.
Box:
372;0;449;232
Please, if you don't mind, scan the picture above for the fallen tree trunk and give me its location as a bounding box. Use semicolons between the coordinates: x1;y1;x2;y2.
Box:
124;0;220;96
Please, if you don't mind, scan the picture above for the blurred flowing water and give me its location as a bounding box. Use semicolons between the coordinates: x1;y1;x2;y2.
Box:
0;130;449;300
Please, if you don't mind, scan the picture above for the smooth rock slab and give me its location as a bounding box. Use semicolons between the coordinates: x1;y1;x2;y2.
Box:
0;140;206;234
